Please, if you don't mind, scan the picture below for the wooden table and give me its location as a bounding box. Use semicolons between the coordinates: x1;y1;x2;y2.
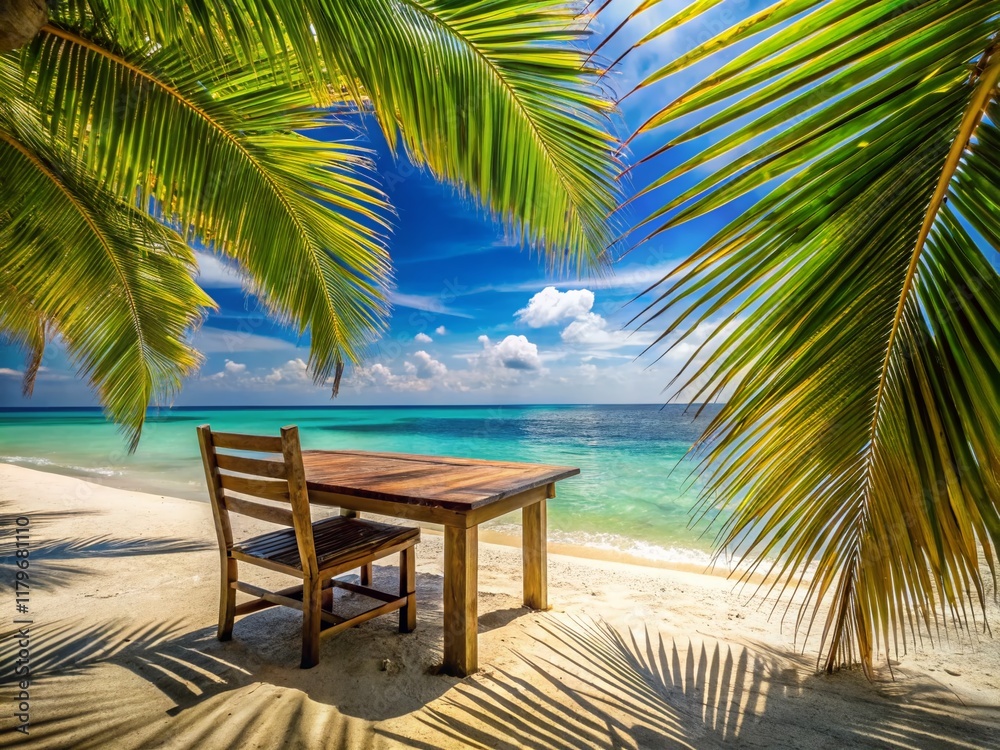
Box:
301;450;579;676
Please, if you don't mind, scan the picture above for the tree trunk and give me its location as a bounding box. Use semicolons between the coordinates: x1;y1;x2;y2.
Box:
0;0;47;53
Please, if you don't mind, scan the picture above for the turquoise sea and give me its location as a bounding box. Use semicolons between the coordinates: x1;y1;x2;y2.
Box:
0;405;724;565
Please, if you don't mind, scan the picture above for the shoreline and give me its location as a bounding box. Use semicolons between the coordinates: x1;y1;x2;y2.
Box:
0;458;730;578
475;527;765;583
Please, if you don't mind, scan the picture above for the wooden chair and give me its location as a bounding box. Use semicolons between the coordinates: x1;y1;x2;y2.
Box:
197;424;419;668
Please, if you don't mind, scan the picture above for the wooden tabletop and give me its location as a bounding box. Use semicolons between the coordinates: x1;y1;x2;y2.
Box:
302;450;579;512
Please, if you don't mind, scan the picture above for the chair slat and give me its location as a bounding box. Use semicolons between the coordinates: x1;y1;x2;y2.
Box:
219;473;290;502
234;516;418;569
216;452;288;479
212;431;284;453
224;495;295;526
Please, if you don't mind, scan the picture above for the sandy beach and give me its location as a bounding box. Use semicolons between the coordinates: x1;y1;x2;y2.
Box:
0;463;997;749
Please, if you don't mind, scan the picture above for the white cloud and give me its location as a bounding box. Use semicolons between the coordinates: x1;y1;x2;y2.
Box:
560;313;654;350
265;358;311;384
435;326;448;336
194;252;244;288
350;351;448;392
205;359;248;380
514;286;653;352
0;365;68;383
516;287;595;328
348;336;546;395
193;327;297;354
187;315;746;404
561;313;613;345
414;332;433;344
354;363;395;388
390;292;473;319
472;334;542;371
407;351;448;380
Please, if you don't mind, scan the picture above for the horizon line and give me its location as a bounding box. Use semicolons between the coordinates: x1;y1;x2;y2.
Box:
0;402;722;411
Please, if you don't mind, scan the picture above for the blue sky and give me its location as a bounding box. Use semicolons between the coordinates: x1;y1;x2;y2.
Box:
0;1;766;408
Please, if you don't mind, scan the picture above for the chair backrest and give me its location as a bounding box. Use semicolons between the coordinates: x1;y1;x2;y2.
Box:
197;425;319;575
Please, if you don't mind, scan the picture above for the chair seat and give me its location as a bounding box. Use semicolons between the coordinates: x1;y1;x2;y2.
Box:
233;515;419;572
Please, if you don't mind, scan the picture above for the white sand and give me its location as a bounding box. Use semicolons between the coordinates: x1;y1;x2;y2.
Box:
0;463;997;748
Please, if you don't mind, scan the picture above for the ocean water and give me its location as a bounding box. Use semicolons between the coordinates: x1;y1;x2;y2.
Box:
0;405;725;565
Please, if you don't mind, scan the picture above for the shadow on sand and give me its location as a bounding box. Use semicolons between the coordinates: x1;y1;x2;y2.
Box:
1;517;996;750
0;534;213;592
377;616;1000;750
0;501;209;592
0;562;540;748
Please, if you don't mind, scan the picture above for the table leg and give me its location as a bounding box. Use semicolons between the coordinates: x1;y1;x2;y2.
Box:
443;525;478;677
523;492;550;610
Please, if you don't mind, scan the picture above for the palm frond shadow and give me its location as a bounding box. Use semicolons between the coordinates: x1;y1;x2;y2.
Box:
0;567;461;747
0;535;212;591
386;616;1000;750
17;535;211;560
0;617;372;748
0;499;91;529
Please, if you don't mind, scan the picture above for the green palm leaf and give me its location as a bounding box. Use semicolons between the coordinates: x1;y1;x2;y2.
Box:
12;23;393;383
79;0;622;268
619;0;1000;675
311;0;621;267
0;96;210;449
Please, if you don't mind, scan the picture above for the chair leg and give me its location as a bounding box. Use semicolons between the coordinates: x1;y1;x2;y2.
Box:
218;556;237;641
301;576;322;669
399;545;416;633
360;562;373;586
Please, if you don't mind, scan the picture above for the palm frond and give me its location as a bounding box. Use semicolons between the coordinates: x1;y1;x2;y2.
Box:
619;0;1000;675
7;21;393;382
312;0;622;269
0;100;211;448
69;0;623;270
